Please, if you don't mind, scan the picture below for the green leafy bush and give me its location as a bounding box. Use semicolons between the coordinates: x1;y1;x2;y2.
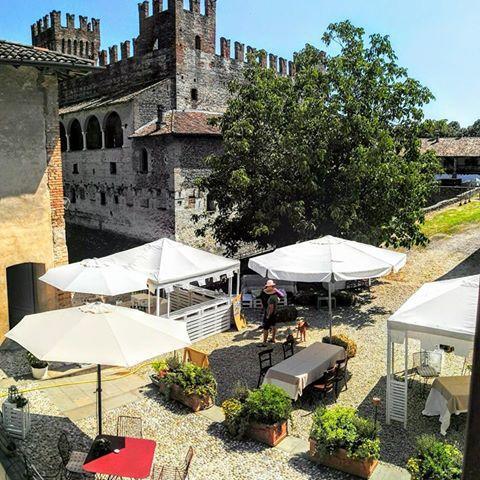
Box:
26;352;48;369
310;406;380;460
162;362;217;400
322;333;357;358
407;435;462;480
222;384;292;439
152;359;169;373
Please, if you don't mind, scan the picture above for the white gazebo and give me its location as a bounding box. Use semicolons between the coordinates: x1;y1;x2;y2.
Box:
386;274;478;428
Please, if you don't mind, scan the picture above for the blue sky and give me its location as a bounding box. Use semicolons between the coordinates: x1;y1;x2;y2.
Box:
3;0;480;126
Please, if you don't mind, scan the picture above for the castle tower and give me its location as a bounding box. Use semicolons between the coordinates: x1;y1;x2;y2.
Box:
31;11;101;63
134;0;216;57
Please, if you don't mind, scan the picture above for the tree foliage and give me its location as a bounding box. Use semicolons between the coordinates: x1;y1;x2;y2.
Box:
418;119;463;138
196;21;441;254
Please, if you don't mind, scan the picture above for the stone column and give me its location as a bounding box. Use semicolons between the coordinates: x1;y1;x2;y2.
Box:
82;131;87;150
101;130;106;150
66;134;71;152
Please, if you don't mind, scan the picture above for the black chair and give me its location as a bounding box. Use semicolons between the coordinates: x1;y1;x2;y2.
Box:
334;357;349;395
152;447;194;480
116;415;143;438
282;340;294;360
257;348;274;387
312;366;338;404
57;431;88;479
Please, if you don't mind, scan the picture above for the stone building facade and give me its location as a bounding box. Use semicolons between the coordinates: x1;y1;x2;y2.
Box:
34;1;294;251
0;40;98;338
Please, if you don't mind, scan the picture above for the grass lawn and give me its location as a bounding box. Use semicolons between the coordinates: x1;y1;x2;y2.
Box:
422;199;480;238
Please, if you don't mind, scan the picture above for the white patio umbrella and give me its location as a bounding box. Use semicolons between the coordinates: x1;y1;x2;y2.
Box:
249;235;407;338
5;303;191;434
39;258;148;296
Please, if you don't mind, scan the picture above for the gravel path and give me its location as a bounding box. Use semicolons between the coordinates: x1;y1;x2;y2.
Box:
2;219;479;479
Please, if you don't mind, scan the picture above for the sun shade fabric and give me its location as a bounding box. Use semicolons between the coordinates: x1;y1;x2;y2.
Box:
39;258;147;296
248;235;406;283
5;303;191;367
104;237;240;290
388;275;479;343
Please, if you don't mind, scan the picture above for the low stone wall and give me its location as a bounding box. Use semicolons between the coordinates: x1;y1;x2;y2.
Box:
424;187;480;213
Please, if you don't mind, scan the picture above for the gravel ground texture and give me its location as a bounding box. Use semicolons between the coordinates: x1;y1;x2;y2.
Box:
1;217;479;479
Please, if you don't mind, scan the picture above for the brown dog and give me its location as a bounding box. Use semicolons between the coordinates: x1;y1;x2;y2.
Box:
296;318;310;342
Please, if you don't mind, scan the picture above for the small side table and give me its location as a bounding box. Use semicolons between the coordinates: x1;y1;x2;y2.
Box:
317;296;336;310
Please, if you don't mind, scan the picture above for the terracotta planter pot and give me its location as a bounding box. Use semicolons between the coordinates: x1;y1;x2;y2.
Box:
309;440;378;479
248;421;288;447
169;384;214;412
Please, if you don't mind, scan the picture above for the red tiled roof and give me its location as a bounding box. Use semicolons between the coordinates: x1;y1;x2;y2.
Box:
131;110;222;137
421;137;480;157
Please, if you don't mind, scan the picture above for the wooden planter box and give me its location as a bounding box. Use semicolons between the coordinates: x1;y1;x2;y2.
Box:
248;421;287;447
309;440;378;479
156;382;213;412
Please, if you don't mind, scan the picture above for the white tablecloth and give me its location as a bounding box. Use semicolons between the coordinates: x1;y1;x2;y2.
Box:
422;376;470;435
263;342;345;400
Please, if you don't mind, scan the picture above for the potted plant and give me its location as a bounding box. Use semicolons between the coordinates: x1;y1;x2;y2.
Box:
406;435;462;480
150;359;169;385
159;362;217;412
222;384;292;447
322;333;357;358
26;352;48;380
309;406;380;479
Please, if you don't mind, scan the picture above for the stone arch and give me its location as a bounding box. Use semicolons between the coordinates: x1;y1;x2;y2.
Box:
195;35;201;51
61;39;65;53
104;112;123;148
69;119;84;151
67;39;72;55
59;122;67;152
191;88;198;101
73;40;78;56
80;40;84;57
85;116;102;150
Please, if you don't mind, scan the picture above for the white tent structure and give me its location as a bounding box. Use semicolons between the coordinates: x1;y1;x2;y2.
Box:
6;302;191;434
249;235;407;337
39;258;147;296
386;274;479;428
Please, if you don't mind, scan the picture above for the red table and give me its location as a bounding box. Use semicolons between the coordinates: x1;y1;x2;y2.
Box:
83;435;156;479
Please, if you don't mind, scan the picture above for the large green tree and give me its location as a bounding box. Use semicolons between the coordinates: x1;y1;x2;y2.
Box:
196;21;440;254
419;119;464;138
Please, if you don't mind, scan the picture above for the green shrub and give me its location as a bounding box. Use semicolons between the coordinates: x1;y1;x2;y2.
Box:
26;352;48;369
152;359;169;373
310;406;380;460
407;435;462;480
322;333;357;358
244;384;293;425
163;362;217;399
222;398;246;437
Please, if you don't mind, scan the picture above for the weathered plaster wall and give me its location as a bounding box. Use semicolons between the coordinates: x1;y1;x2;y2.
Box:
0;66;69;338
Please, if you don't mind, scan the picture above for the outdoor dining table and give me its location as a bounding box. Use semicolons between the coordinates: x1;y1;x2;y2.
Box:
262;341;346;400
83;434;156;479
422;375;471;435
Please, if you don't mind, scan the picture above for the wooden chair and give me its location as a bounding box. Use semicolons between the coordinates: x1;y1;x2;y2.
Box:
183;347;210;368
57;431;88;479
282;340;294;360
334;357;349;395
116;415;143;438
152;447;194;480
312;366;338;404
257;348;274;387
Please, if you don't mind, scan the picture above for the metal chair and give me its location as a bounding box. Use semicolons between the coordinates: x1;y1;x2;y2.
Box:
57;431;88;479
152;447;194;480
282;340;294;360
257;348;274;387
116;415;143;438
312;366;338;404
334;357;349;395
412;351;442;391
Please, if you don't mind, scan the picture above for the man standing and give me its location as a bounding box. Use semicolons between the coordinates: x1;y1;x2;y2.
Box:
260;280;279;345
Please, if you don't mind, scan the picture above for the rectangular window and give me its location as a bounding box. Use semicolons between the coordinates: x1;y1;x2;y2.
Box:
114;195;119;204
188;195;196;208
110;162;117;174
73;163;79;174
100;192;106;205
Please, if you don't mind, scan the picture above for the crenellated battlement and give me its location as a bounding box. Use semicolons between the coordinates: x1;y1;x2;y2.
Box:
31;10;100;62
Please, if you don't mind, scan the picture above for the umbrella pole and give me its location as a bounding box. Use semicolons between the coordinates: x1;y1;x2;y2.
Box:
328;281;333;340
96;364;103;435
156;288;160;316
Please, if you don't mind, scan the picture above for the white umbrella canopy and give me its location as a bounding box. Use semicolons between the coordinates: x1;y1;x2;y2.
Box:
39;258;148;296
5;302;191;367
248;235;406;283
388;274;479;342
6;303;191;434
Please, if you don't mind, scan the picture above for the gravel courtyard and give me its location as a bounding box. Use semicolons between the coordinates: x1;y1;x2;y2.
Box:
1;217;479;479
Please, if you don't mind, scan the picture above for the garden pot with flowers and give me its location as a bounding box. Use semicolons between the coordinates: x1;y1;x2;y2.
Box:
222;384;292;447
309;406;380;479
